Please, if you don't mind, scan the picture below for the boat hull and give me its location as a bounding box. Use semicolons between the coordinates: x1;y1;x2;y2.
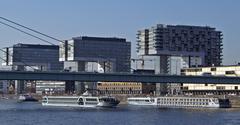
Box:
42;103;97;108
42;96;120;108
97;101;120;107
18;95;38;102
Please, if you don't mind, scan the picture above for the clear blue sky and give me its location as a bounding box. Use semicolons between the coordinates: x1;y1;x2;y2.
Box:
0;0;239;65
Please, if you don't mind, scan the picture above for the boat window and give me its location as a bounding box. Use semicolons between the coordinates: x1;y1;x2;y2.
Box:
85;102;98;105
78;98;84;105
42;98;47;103
86;98;98;102
103;98;115;102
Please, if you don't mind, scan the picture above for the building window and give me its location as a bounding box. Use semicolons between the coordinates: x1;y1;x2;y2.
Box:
235;86;238;90
183;87;188;90
216;86;225;90
211;68;216;71
225;71;235;75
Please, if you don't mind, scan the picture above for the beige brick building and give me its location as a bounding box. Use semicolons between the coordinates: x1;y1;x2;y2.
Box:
181;65;240;95
97;82;155;95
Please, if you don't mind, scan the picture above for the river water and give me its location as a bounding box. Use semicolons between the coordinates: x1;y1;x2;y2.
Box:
0;99;240;125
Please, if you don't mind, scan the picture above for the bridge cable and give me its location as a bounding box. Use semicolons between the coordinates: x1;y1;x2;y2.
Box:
0;19;58;71
0;20;55;45
0;17;73;71
0;17;75;47
0;17;62;42
0;56;6;62
0;48;38;71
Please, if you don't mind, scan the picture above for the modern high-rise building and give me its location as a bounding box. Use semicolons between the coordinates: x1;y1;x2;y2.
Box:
2;43;63;71
181;65;240;95
59;36;131;94
136;24;223;95
60;36;131;73
137;24;223;66
2;43;63;94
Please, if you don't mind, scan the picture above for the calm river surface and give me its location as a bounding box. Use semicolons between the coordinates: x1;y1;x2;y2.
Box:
0;99;240;125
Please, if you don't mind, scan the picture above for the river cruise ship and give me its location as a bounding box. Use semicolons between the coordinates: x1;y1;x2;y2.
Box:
127;96;230;108
42;95;120;108
127;97;158;106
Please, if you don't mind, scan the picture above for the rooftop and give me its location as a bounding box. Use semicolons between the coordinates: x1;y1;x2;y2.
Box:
12;43;59;49
72;36;126;42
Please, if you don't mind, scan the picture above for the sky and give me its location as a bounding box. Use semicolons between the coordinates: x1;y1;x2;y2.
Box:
0;0;240;65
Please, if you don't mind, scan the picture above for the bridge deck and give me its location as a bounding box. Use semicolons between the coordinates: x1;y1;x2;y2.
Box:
0;71;240;84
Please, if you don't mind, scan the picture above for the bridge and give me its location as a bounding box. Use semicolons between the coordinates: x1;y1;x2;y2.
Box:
0;71;240;84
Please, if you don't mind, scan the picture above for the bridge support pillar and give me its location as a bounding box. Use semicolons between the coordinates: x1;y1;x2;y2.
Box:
155;55;169;96
14;80;25;94
65;81;75;94
75;81;85;94
14;65;25;94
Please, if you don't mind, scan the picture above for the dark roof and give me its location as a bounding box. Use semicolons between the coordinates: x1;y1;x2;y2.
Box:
72;36;126;42
12;43;59;49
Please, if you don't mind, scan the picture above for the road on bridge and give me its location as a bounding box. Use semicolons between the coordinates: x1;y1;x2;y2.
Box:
0;71;240;84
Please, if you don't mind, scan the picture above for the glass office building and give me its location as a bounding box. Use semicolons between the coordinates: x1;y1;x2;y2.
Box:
60;36;131;73
2;43;63;71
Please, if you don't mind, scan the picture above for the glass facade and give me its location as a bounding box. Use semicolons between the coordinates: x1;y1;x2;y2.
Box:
3;43;63;71
60;36;131;73
137;24;223;66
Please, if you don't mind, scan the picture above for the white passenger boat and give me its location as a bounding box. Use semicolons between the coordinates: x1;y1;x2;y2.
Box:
127;97;158;106
42;95;120;108
127;96;230;108
0;97;8;100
